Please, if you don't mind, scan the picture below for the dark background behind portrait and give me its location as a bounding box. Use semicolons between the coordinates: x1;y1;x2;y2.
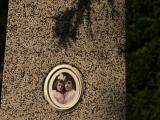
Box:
0;0;160;119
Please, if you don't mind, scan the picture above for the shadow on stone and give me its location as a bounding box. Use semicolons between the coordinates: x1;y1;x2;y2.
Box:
0;0;9;106
52;0;93;48
108;0;120;20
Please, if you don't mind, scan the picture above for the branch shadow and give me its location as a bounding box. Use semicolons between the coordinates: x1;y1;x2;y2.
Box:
52;0;92;48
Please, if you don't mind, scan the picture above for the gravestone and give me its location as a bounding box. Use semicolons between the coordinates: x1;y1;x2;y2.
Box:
0;0;125;119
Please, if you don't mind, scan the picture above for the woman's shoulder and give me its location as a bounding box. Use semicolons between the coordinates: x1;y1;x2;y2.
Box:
52;90;64;98
66;89;76;95
52;90;57;94
71;89;76;93
52;90;62;96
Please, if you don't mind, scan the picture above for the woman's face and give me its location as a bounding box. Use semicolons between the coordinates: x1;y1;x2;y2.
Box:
65;80;73;91
57;81;64;92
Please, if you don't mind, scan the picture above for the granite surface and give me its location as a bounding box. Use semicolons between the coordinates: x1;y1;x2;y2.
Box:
0;0;125;119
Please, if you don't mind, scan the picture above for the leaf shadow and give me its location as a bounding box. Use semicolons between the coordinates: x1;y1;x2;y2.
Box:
52;0;92;48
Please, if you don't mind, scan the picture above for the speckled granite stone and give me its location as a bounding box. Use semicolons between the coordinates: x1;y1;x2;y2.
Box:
0;0;125;119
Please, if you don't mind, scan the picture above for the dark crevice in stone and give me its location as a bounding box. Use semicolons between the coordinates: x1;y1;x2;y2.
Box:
53;0;92;48
0;0;9;106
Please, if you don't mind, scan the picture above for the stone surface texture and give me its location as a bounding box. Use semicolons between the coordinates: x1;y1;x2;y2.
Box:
0;0;125;119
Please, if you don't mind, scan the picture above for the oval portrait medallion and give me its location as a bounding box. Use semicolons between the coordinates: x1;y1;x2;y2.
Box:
44;64;82;111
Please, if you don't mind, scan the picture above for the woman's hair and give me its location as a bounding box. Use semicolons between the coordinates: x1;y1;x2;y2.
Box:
52;78;64;92
63;73;76;90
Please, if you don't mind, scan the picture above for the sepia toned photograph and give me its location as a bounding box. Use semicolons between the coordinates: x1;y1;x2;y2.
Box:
44;64;82;111
52;72;76;105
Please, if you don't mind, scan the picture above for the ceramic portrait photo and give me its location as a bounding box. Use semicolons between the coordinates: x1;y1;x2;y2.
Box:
44;64;82;111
